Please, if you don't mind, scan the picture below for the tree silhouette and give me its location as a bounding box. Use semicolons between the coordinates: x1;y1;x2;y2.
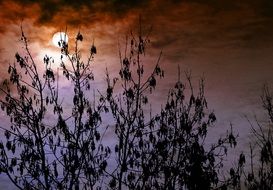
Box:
0;27;109;190
242;85;273;190
103;25;240;190
0;24;241;190
144;74;243;190
104;26;165;189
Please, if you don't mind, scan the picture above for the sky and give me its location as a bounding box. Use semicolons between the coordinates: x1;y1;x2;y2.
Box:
0;0;273;188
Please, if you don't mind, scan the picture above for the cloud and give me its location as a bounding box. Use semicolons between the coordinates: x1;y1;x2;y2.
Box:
7;1;270;66
1;0;272;56
0;0;148;29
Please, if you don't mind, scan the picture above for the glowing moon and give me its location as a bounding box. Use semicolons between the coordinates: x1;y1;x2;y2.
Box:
52;32;68;48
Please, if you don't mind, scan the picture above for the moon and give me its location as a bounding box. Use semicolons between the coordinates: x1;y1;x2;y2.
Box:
52;32;68;48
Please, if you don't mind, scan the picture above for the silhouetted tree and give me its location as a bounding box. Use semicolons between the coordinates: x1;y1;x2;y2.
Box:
243;85;273;190
145;73;244;190
104;25;165;189
0;27;110;190
104;24;239;190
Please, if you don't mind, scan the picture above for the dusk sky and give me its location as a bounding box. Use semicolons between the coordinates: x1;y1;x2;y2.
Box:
0;0;273;188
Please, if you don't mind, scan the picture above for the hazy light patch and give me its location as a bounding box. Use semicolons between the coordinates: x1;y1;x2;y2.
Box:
52;32;68;48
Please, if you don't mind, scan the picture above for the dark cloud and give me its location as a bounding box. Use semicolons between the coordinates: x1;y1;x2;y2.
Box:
1;0;147;25
258;0;273;17
0;0;273;34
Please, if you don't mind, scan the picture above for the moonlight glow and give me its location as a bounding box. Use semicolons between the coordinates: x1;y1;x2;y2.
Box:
52;32;68;48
